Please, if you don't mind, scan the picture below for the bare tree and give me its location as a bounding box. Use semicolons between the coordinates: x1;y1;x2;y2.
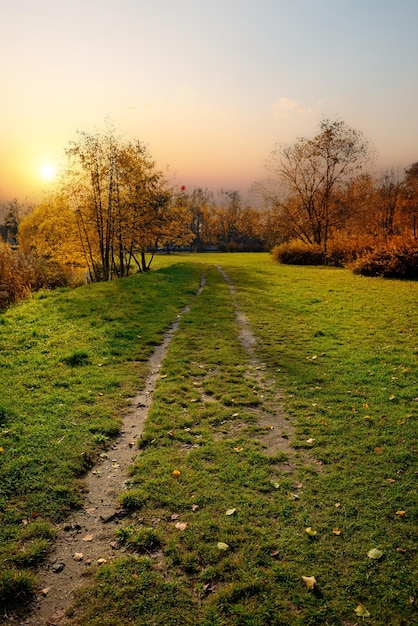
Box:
256;119;373;254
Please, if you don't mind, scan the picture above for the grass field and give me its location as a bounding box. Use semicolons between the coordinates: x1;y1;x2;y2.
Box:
0;253;416;625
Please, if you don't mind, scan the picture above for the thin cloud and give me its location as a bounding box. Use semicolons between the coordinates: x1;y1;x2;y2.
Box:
272;97;312;118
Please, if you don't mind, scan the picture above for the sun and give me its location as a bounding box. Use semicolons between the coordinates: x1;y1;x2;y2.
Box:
40;162;58;181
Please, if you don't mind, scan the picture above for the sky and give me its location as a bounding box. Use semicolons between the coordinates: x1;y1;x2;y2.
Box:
1;0;418;205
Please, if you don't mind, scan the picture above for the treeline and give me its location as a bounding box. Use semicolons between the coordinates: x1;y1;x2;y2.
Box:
1;120;417;309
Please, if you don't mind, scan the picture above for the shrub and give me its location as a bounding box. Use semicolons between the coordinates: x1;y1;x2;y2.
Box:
326;233;377;267
271;240;325;265
0;244;32;307
26;254;78;290
351;238;418;278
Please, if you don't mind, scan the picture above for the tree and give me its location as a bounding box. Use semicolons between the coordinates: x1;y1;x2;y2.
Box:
402;162;418;239
374;169;403;238
18;195;84;265
63;127;191;280
257;119;372;254
181;187;215;250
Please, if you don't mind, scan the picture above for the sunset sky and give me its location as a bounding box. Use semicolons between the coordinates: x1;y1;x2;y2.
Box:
1;0;417;204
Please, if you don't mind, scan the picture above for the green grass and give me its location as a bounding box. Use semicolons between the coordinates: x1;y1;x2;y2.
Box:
1;253;417;624
0;261;202;606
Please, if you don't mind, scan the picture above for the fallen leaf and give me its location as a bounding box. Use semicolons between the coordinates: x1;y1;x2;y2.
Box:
306;438;315;444
217;542;229;550
367;548;383;559
395;510;406;517
335;502;341;508
287;492;300;500
191;504;200;512
386;478;396;483
97;558;107;565
172;469;181;477
271;481;280;489
0;447;3;453
354;603;370;618
396;547;407;553
332;528;341;535
82;533;94;542
73;552;84;561
226;508;236;516
301;575;317;590
175;522;188;531
233;446;243;452
389;394;395;401
305;527;317;536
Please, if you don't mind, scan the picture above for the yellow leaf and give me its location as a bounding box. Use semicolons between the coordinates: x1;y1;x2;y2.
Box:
354;603;370;618
367;548;383;559
305;527;317;536
395;510;406;517
233;446;243;452
0;447;3;453
217;542;229;550
226;508;236;516
172;469;181;477
301;575;316;590
332;528;341;535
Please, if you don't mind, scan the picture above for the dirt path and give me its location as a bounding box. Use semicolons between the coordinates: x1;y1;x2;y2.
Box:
13;304;191;626
11;267;297;625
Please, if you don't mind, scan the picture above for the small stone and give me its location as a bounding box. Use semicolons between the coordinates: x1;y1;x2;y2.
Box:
41;587;51;596
51;562;65;573
97;558;107;565
100;511;116;523
74;552;84;561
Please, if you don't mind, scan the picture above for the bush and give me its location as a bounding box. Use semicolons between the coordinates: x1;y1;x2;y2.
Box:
271;240;325;265
27;254;79;290
351;238;418;278
0;245;84;310
0;244;32;307
326;233;377;267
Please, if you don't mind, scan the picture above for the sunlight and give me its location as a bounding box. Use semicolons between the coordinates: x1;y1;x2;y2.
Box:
40;162;57;181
